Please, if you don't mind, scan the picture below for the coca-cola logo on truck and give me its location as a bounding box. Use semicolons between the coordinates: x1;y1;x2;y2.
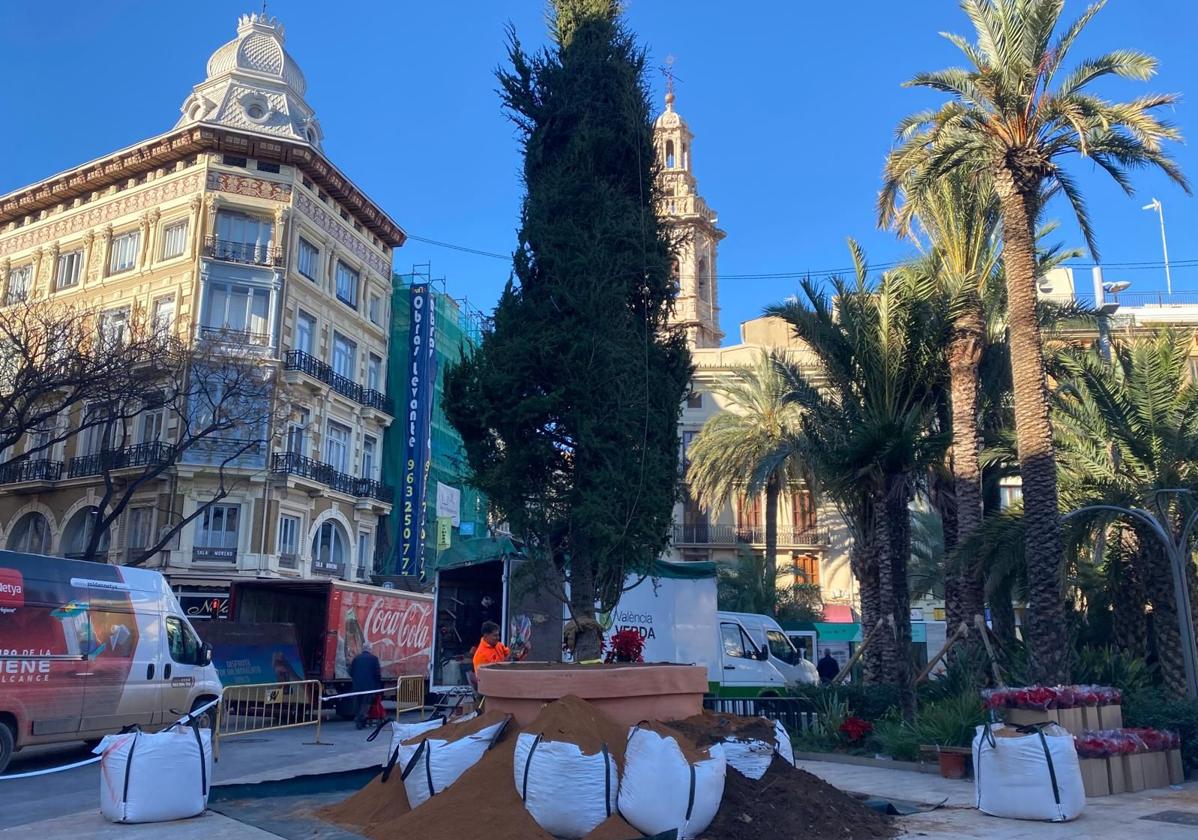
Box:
365;599;433;654
0;569;24;612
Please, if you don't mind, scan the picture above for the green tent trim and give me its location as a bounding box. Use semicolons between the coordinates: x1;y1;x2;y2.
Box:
431;536;521;571
646;557;717;580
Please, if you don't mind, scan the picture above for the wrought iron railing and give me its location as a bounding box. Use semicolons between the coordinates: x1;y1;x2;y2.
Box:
0;458;63;484
672;524;830;547
68;442;175;478
271;452;393;503
283;350;394;415
199;325;271;347
202;236;283;267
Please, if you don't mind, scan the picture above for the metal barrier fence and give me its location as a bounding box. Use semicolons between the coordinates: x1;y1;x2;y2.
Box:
703;697;820;734
396;674;427;715
216;679;324;747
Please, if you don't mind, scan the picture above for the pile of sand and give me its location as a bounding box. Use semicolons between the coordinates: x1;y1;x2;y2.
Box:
523;693;631;770
667;710;777;749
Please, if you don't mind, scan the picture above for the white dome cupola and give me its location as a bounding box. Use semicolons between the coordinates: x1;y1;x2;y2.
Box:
176;13;323;149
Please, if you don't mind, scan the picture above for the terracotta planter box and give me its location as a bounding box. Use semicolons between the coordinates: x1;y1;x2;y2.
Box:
475;662;708;727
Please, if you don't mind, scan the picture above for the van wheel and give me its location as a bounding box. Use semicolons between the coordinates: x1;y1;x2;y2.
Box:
190;698;218;731
0;721;14;775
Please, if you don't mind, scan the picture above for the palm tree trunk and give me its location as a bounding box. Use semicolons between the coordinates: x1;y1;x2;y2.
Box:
993;166;1069;685
948;311;986;633
765;477;780;606
876;475;916;720
851;525;884;683
1138;529;1187;697
1111;525;1149;660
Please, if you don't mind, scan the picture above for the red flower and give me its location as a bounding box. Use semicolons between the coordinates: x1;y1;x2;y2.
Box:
604;629;645;664
839;716;873;743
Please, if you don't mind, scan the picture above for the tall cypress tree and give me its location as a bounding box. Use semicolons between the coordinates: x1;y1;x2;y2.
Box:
444;0;690;661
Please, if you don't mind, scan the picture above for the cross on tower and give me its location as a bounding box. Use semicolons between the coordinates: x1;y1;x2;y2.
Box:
660;55;683;102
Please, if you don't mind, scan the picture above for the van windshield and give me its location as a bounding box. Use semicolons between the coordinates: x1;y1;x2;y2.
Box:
766;630;799;665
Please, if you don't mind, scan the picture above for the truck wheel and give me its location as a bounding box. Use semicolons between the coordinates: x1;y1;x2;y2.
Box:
190;697;218;731
0;721;14;775
335;698;357;721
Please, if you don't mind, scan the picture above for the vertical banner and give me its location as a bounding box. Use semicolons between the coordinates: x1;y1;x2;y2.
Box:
398;285;438;576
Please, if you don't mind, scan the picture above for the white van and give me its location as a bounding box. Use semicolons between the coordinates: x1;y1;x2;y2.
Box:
602;561;790;698
719;611;819;687
0;550;223;773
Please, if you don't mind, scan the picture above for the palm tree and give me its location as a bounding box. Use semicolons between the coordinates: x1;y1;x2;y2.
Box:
686;350;812;599
881;0;1188;683
886;172;1001;635
1053;331;1198;696
769;247;948;718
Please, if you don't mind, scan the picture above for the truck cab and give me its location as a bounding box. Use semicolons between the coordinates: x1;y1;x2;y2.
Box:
719;611;818;687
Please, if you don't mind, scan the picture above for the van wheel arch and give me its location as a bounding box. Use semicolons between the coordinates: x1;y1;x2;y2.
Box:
0;716;15;775
190;695;220;730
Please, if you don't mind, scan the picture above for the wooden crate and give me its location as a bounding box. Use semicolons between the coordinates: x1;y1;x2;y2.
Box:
1167;749;1184;785
1080;758;1110;797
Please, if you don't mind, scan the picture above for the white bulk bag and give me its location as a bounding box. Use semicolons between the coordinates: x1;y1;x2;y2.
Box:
618;727;726;840
973;723;1085;822
394;717;509;808
774;719;795;766
98;724;213;823
722;737;775;780
514;733;618;839
387;716;447;763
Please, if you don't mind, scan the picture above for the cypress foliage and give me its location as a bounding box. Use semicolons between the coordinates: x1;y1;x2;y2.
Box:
444;0;691;661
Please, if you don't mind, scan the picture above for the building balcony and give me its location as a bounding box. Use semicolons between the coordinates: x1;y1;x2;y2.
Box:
283;350;394;416
270;451;393;506
278;552;299;571
0;458;63;486
178;437;265;470
199;325;272;348
67;442;175;479
202;236;283;268
672;524;829;548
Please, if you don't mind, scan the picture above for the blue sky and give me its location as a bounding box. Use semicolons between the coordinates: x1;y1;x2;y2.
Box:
2;1;1195;340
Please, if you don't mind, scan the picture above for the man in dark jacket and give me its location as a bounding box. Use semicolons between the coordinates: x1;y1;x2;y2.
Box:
817;649;840;685
350;641;383;729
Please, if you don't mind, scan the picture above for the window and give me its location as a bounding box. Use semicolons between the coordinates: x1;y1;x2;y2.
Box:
736;493;762;535
368;293;382;325
5;264;31;305
152;296;175;335
791;487;816;532
332;333;356;381
312;520;346;573
325;421;351;472
665;139;676;169
287;408;309;455
80;403;115;456
201;281;270;342
766;630;799;665
55;250;83;290
335;260;359;308
161;220;188;259
139;406;164;444
297;237;319;280
720;623;756;659
197;504;239;550
362;435;376;479
793;553;820;586
127;507;154;549
214;210;272;263
357;532;371;579
222;155;248;168
295;311;315;354
166;616;203;665
7;511;51;554
686;392;702;409
277;514;300;556
256;161;281;174
1189;357;1198;385
99;308;130;347
108;230;140;274
29;416;55;455
367;354;382;392
999;482;1023;510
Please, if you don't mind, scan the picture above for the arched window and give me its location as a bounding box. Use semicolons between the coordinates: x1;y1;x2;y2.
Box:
665;140;675;169
8;511;51;554
670;260;681;293
313;520;347;575
682;142;689;170
696;257;708;300
62;506;108;559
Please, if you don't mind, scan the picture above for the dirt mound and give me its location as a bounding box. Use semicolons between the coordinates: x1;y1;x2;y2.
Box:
402;708;510;746
317;772;409;829
366;725;556;840
697;756;896;840
581;813;641;839
667;711;777;749
632;720;711;764
524;694;630;769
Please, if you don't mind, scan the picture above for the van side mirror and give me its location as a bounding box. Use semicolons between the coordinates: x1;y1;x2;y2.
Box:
201;643;213;666
756;645;770;662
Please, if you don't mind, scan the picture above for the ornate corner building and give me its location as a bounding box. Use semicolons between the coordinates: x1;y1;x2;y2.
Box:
0;14;404;616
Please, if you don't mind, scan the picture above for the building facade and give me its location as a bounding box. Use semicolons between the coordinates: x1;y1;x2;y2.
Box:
0;14;404;616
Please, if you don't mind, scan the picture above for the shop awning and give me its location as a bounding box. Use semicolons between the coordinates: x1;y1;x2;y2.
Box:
822;604;859;623
813;621;862;643
431;536;521;571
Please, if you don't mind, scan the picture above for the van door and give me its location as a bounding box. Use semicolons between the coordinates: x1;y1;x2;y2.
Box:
158;614;206;721
718;621;771;693
79;607;158;735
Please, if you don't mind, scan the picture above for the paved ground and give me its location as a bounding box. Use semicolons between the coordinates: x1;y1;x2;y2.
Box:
3;723;1196;838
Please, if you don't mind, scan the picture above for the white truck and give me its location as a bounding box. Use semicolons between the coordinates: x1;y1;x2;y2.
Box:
719;610;819;687
601;560;790;698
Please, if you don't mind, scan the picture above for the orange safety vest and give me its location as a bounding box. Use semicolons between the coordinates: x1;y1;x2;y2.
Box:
472;638;510;669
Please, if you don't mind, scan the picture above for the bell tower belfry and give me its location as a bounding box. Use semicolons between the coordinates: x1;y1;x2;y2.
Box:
655;83;725;349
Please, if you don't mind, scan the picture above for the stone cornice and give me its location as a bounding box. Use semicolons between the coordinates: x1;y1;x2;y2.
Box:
295;192;390;277
0;125;404;249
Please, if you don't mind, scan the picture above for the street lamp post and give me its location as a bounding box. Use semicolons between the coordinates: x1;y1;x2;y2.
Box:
1142;198;1173;296
1063;493;1198;699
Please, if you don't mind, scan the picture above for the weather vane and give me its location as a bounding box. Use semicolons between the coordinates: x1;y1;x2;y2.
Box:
660;55;683;98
